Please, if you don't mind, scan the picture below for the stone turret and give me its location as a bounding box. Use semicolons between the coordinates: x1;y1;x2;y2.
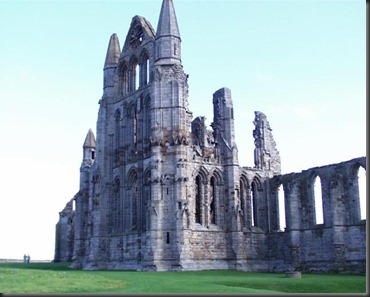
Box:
103;33;121;96
82;129;96;168
155;0;181;64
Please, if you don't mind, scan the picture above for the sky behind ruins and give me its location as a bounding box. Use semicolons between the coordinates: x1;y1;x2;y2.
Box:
0;0;365;260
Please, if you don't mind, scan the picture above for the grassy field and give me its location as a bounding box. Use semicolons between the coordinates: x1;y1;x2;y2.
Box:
0;262;366;294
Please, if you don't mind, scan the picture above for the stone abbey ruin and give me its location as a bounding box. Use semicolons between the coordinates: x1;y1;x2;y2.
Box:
54;0;366;272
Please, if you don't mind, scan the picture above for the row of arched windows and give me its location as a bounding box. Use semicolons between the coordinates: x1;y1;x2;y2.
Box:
109;170;152;234
113;95;151;165
118;54;150;96
194;172;265;230
275;165;366;232
96;166;366;235
194;170;224;227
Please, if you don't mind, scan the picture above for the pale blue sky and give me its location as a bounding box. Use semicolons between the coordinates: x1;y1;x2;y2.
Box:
0;0;365;260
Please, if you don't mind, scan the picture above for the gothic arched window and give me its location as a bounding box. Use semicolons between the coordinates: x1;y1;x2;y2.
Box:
112;178;121;234
126;170;139;230
251;181;258;227
210;177;216;225
143;96;151;150
314;175;324;225
141;53;150;85
240;177;249;228
357;166;366;220
114;110;121;164
278;184;286;231
119;65;129;96
195;175;202;224
129;58;139;92
143;170;151;230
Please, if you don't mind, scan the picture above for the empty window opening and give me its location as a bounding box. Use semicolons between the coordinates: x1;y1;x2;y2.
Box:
133;109;137;149
166;232;170;244
251;182;257;227
358;167;366;220
91;150;95;160
240;179;246;227
166;188;169;195
121;67;128;95
278;185;286;231
146;59;150;83
195;176;201;224
132;175;138;228
314;176;324;225
72;200;76;211
178;202;182;210
210;177;216;224
135;64;140;90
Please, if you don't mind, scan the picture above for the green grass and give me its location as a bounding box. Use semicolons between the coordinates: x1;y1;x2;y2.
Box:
0;262;366;294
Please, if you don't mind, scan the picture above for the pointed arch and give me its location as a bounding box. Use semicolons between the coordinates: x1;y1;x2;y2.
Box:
194;167;208;225
122;16;155;51
278;183;286;231
143;95;151;154
351;163;367;220
118;62;129;95
143;169;152;230
239;174;250;228
251;180;257;227
356;165;366;220
251;176;262;228
313;174;324;225
208;169;222;226
114;109;121;164
129;56;139;92
126;103;138;152
110;177;122;234
126;168;138;229
140;50;150;86
92;172;101;211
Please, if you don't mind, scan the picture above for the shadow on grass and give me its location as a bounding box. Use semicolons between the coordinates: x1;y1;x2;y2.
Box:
0;262;73;271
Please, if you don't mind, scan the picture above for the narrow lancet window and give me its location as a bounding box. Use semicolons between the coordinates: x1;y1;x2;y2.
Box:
314;176;324;225
278;185;286;231
240;179;247;227
210;177;216;224
251;182;257;227
195;176;201;224
135;64;140;90
146;58;150;83
358;167;366;220
132;174;138;228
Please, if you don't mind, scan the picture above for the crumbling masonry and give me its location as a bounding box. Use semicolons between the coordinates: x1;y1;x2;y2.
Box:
54;0;366;273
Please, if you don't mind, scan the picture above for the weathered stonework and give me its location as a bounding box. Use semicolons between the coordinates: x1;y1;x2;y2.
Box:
54;0;366;273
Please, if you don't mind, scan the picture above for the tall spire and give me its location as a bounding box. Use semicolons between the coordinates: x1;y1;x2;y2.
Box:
83;129;96;149
155;0;181;64
82;129;96;166
104;33;121;69
157;0;181;39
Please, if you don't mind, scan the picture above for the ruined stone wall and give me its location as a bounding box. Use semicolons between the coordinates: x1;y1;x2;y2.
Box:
54;198;75;262
266;157;366;273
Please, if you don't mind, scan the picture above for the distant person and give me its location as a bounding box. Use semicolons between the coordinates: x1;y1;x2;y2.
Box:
27;255;31;263
23;254;27;263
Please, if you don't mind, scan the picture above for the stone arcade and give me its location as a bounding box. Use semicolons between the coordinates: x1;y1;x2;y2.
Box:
54;0;366;272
